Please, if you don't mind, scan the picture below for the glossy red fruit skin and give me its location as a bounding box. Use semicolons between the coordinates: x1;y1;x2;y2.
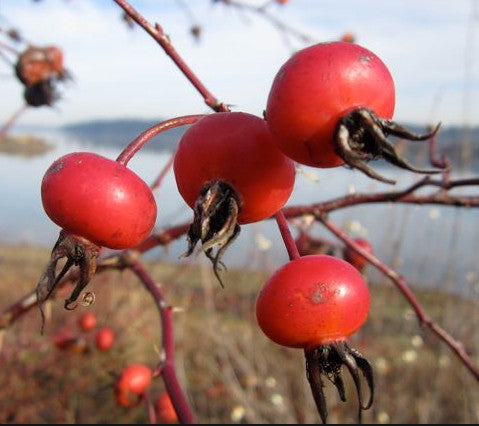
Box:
41;152;157;249
77;311;97;332
116;364;152;395
173;112;296;224
156;392;179;424
95;327;115;351
344;238;373;272
255;255;370;351
265;41;395;168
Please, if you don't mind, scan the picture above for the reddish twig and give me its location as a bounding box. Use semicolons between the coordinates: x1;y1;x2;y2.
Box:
129;259;197;424
141;391;157;424
135;223;191;253
116;115;204;166
0;104;29;140
151;153;175;193
275;210;300;260
316;213;479;382
112;0;229;112
427;126;451;171
282;176;479;218
0;291;38;329
0;39;19;55
426;125;452;184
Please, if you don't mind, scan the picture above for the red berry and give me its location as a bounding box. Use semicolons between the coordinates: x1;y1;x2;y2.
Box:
77;311;97;332
41;152;157;249
95;327;115;351
156;392;179;424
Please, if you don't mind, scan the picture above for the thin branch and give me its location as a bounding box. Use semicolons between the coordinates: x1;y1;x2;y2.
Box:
112;0;229;112
141;391;157;424
275;210;300;260
316;214;479;382
0;39;19;55
151;153;175;193
217;0;318;45
282;176;479;218
116;115;203;166
0;104;29;140
129;259;197;424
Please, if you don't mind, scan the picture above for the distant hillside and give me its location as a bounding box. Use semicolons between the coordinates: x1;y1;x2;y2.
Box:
62;118;479;170
62;118;189;153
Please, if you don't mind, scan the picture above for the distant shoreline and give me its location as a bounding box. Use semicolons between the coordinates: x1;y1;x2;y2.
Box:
0;133;54;157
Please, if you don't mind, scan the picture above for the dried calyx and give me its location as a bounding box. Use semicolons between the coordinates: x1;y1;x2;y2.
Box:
305;340;374;424
183;180;241;287
335;107;443;184
36;230;100;333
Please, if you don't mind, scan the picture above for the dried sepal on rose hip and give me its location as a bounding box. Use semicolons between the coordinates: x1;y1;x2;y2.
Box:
173;111;296;286
36;152;157;329
255;254;373;423
265;41;443;184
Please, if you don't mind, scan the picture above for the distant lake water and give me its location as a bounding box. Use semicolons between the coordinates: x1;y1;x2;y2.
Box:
1;128;479;298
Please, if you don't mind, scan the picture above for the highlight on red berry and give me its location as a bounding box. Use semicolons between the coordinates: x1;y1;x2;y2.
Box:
41;152;157;249
77;311;98;332
265;41;442;184
173;111;296;285
255;254;373;423
114;364;152;408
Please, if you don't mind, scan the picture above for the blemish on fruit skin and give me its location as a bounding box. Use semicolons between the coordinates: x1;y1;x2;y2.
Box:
310;282;327;304
47;160;64;174
359;54;373;64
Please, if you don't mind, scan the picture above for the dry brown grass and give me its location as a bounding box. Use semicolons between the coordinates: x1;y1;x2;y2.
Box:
0;243;478;424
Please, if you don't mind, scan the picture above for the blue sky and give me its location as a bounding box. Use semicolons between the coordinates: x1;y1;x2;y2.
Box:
1;0;478;127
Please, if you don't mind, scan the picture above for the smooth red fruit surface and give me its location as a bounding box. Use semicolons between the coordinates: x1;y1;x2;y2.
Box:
173;112;295;224
265;41;395;167
77;311;97;332
41;152;157;249
95;327;115;351
344;238;373;272
255;255;370;350
156;392;179;424
116;364;152;395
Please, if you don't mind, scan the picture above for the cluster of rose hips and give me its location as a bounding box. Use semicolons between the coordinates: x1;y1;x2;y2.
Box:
38;41;442;423
52;311;115;354
14;44;68;107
